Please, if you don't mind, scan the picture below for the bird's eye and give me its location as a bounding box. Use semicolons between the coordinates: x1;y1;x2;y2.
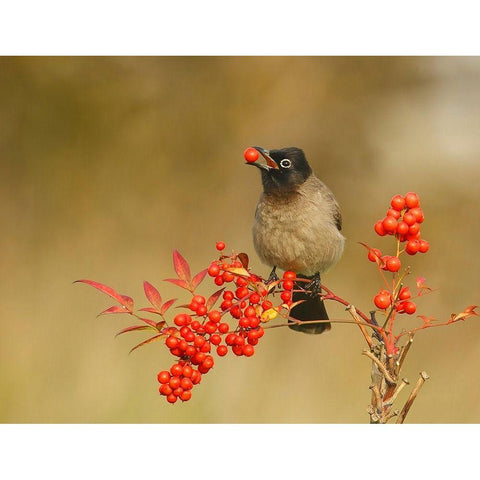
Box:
280;159;292;169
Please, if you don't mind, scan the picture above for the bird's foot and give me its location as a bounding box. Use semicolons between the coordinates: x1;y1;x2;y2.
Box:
266;266;279;285
305;272;322;298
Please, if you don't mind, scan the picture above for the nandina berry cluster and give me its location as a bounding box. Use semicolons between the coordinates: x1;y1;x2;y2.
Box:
367;192;431;316
155;241;297;404
373;192;429;258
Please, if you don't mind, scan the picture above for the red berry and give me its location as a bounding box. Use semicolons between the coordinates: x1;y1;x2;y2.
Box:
396;221;409;236
283;271;297;280
390;195;406;211
244;147;259;163
218;322;230;334
204;321;217;334
182;365;193;378
200;342;211;353
230;305;242;318
405;240;420;255
399;286;411;300
159;384;173;396
374;293;391;310
196;305;207;316
192;295;205;305
222;271;235;283
402;212;416;226
236;286;249;299
202;356;214;369
208;263;220;277
281;291;292;302
409;207;424;223
239;317;250;328
262;300;273;310
157;371;171;384
166;393;177;404
181;377;193;390
243;344;255;357
408;223;420;236
166;336;179;349
173;387;184;397
180;390;192;402
169;376;181;389
216;241;226;251
225;333;237;346
404;192;419;209
249;292;261;304
244;306;256;317
386;257;401;272
403;301;417;315
232;345;244;356
191;371;202;385
283;279;294;290
419;239;429;253
222;291;233;301
249;317;260;328
214;275;225;286
367;248;382;262
382;216;398;234
174;314;188;326
216;345;228;356
386;208;401;220
170;364;183;376
208;310;222;323
210;334;221;345
374;221;386;236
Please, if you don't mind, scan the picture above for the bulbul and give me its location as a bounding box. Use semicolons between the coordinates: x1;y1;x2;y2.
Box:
247;146;345;334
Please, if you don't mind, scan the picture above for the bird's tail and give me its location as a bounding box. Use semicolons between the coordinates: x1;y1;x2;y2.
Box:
289;274;331;335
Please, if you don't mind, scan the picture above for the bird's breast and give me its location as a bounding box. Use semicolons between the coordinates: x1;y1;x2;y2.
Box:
252;191;344;275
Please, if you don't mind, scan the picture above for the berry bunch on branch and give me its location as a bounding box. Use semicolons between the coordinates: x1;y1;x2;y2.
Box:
76;193;477;422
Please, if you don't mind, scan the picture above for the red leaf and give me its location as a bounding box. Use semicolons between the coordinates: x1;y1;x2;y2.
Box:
416;277;426;289
129;333;166;354
115;325;155;337
120;295;134;311
206;288;225;311
238;253;249;269
138;307;162;315
191;269;208;290
75;279;131;309
155;320;166;330
137;317;157;328
98;305;131;316
173;250;191;283
143;281;162;310
160;298;177;315
164;278;191;290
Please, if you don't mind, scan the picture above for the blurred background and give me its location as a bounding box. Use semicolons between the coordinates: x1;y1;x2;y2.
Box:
1;57;479;423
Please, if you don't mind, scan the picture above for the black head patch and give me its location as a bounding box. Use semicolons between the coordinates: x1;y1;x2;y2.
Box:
261;147;312;192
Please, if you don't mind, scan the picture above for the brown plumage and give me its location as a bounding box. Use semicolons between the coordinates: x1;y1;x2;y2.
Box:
248;146;345;334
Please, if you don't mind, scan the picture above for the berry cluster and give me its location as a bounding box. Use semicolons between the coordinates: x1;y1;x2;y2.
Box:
368;192;429;318
155;241;296;404
373;192;429;257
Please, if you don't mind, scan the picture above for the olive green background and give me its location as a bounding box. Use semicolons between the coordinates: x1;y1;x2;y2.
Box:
1;57;479;423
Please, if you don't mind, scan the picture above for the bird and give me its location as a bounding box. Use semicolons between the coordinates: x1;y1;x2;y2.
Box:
247;146;345;334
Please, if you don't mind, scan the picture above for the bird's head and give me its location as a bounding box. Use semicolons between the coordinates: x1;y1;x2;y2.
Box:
246;146;312;192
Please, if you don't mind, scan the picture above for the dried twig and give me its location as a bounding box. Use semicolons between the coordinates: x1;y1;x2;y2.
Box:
347;305;374;350
384;378;409;407
362;349;396;385
396;371;429;424
396;333;414;376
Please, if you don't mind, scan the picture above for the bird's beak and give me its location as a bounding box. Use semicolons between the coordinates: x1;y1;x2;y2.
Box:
246;146;279;171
